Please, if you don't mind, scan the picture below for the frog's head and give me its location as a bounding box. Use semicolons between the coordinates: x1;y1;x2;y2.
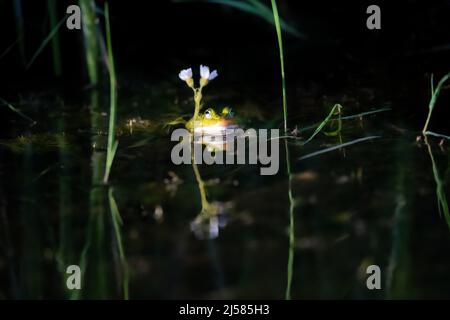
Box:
186;107;236;131
202;108;221;121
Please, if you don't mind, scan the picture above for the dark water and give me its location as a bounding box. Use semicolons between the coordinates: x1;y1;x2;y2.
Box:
0;81;449;300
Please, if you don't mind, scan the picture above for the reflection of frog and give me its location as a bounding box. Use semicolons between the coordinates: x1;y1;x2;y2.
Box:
186;107;236;134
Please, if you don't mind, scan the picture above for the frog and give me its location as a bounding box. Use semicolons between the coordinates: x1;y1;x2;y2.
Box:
185;107;237;134
185;107;239;152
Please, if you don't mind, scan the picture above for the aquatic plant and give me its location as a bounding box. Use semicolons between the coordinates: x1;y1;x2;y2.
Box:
13;0;26;66
0;133;69;153
103;2;119;184
179;64;218;130
297;136;380;161
386;142;413;298
179;65;221;227
175;0;304;38
108;187;129;299
0;97;35;124
47;0;62;76
301;104;342;145
268;0;294;300
26;12;67;70
424;137;450;229
423;72;450;137
79;0;101;86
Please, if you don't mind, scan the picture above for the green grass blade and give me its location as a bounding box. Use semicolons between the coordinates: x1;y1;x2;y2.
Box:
103;2;118;184
270;0;288;133
301;104;342;145
80;0;100;86
13;0;26;66
269;0;296;300
0;97;36;124
0;38;20;60
422;72;450;133
26;14;67;70
47;0;63;76
298;136;381;161
174;0;305;38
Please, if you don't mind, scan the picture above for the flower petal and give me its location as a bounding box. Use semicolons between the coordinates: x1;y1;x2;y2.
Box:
200;65;210;79
209;70;218;80
179;68;192;81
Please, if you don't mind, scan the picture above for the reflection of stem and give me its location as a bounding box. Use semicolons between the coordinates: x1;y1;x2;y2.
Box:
56;115;74;297
0;185;19;298
192;159;209;210
424;136;450;229
386;141;412;298
108;187;129;299
20;145;43;298
72;89;107;300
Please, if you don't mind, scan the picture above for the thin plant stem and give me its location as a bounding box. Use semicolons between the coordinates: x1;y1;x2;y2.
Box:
26;14;67;70
302;104;342;145
0;97;36;124
13;0;26;66
271;0;288;133
103;2;118;183
423;72;450;134
270;0;295;300
47;0;62;76
298;136;381;161
80;0;99;86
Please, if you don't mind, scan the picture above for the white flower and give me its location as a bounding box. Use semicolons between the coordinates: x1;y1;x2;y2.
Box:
200;65;218;80
209;69;218;80
179;68;192;81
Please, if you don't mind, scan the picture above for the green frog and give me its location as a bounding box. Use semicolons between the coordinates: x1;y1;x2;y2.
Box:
184;107;238;152
185;107;236;133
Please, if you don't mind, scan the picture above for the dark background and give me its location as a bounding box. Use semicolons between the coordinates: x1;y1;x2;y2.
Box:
1;0;450;128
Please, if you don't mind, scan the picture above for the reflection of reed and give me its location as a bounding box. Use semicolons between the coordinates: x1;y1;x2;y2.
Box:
386;142;412;298
0;183;19;298
424;137;450;229
108;187;129;299
72;89;108;300
56;114;75;297
20;145;43;298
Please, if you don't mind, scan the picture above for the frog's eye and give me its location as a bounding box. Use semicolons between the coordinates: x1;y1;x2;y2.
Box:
222;107;234;118
204;109;212;119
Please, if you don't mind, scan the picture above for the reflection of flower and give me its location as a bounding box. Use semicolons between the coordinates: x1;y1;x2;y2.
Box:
190;201;230;240
178;68;193;81
200;65;218;81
